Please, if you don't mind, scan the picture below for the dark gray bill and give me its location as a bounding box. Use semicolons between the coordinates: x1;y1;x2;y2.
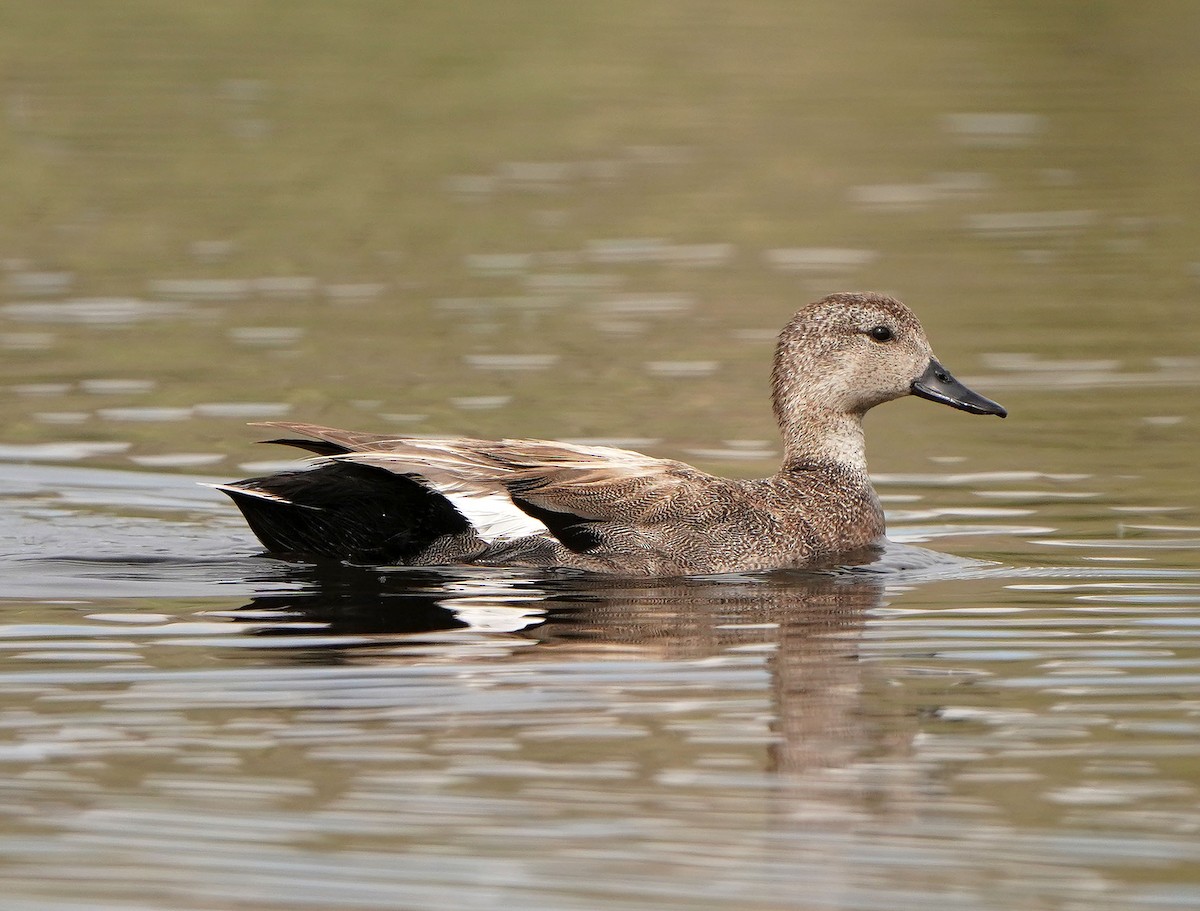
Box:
911;358;1007;417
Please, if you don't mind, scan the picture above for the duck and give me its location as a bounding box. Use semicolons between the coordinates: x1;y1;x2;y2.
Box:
214;292;1006;576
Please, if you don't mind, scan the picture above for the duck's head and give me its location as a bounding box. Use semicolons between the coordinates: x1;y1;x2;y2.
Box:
772;292;1007;421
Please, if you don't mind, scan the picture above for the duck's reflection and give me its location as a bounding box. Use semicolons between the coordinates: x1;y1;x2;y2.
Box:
233;562;909;777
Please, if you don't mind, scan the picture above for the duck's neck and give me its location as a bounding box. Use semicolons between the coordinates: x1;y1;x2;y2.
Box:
777;405;869;475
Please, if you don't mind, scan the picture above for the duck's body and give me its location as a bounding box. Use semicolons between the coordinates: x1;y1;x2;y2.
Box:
220;431;885;574
216;293;1005;576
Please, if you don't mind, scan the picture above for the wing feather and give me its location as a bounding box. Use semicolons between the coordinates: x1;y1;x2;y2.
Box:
249;423;710;540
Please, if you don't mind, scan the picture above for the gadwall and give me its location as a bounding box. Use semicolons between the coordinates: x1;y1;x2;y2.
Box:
215;292;1005;575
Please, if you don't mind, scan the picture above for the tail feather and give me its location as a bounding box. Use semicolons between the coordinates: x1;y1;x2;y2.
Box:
260;437;352;457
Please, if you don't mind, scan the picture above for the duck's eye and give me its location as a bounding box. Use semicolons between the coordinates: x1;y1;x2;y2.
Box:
867;325;894;343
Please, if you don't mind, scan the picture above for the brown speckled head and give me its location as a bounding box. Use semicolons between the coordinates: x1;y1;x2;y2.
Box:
771;292;934;422
770;292;1003;471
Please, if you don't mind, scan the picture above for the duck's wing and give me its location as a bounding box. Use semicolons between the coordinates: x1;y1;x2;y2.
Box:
251;422;707;547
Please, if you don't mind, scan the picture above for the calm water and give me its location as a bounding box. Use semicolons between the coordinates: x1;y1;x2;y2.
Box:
2;3;1200;910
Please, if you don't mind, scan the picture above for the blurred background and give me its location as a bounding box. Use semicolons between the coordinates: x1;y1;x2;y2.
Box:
2;0;1197;489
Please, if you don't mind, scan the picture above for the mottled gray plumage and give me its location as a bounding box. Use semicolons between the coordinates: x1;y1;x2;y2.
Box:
215;293;1006;575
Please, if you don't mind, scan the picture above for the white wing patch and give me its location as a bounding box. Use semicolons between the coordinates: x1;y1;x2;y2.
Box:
423;481;549;543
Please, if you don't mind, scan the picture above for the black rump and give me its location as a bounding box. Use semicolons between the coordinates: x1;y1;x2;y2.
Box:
222;461;473;564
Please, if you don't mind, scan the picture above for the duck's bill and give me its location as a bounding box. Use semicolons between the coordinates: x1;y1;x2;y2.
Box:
911;359;1007;417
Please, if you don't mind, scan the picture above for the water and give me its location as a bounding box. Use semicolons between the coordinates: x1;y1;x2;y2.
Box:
2;3;1200;909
